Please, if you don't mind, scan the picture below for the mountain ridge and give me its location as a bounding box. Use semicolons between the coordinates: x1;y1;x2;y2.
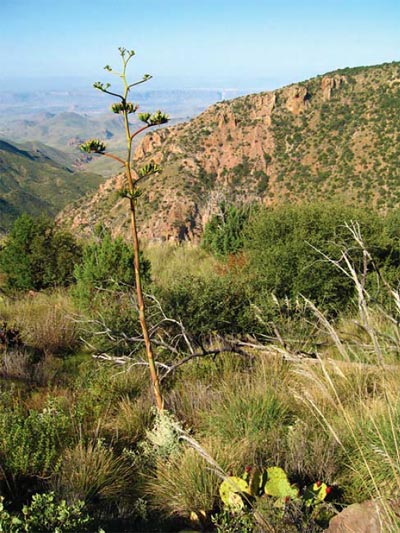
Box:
0;139;103;233
56;60;400;241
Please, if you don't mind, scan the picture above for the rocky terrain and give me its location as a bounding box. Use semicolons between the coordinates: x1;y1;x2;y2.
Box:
59;61;400;242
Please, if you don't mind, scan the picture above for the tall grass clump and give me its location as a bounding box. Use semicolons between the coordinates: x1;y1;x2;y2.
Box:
199;360;292;463
144;242;218;289
107;395;153;446
145;436;245;520
53;440;136;505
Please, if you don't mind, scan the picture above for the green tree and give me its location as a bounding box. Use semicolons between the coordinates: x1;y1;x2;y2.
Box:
0;214;81;291
80;48;168;411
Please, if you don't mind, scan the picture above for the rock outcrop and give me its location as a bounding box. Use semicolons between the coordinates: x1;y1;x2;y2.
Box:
285;85;311;114
321;75;347;100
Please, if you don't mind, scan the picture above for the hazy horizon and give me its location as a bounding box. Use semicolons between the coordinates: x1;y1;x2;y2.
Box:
1;0;399;96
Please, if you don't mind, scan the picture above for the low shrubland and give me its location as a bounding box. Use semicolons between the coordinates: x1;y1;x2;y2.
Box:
0;202;399;530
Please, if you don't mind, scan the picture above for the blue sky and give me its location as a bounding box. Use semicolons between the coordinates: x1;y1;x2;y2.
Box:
1;0;399;91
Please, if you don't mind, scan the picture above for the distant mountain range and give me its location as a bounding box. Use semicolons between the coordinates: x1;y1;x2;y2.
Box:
0;139;102;234
58;61;400;242
0;87;248;119
0;89;248;177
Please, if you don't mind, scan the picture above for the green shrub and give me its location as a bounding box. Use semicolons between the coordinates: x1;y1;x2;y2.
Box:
73;227;150;312
73;228;151;351
201;203;255;258
0;400;73;480
156;273;255;340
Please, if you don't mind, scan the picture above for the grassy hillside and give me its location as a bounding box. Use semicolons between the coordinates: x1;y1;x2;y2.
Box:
0;139;103;233
0;222;400;530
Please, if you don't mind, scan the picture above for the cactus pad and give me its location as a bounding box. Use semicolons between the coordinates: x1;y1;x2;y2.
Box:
219;476;251;511
264;467;299;500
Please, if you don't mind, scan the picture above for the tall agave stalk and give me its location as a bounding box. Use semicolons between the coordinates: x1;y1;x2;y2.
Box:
81;47;168;411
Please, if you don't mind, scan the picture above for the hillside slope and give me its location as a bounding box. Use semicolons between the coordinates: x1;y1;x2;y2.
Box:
59;61;400;241
0;139;103;233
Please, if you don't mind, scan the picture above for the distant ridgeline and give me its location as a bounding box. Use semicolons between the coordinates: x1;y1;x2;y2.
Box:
58;61;400;242
0;139;102;234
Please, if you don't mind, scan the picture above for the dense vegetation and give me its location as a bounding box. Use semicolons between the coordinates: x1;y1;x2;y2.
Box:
0;214;81;291
0;201;400;531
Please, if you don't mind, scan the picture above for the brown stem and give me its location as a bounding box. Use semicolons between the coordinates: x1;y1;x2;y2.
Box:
101;152;125;165
131;124;150;140
126;165;163;411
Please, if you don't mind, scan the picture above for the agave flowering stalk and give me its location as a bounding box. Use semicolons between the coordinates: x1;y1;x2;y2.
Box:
81;47;169;411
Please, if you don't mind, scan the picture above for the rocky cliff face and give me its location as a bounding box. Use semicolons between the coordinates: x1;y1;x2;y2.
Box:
59;61;400;242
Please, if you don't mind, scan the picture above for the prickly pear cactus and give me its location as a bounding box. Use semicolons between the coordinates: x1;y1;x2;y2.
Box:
303;481;331;507
264;467;299;500
219;476;251;511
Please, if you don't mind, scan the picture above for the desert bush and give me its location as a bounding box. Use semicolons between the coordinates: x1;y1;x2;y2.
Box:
243;202;392;314
156;273;256;340
73;227;150;312
201;202;255;257
73;229;152;353
201;202;400;319
0;492;92;532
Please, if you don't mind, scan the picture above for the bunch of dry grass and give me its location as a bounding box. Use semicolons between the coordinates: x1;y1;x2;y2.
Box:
144;242;217;289
0;291;79;355
108;395;153;445
0;350;32;380
286;289;400;529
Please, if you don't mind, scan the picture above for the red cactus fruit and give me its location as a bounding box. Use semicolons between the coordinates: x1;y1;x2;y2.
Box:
325;486;332;495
